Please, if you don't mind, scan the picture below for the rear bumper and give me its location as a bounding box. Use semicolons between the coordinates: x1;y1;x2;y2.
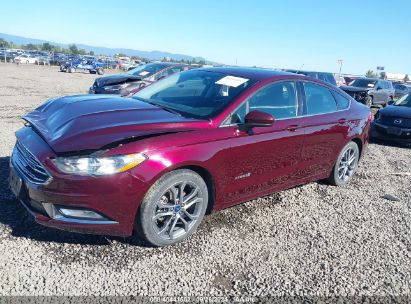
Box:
11;127;150;237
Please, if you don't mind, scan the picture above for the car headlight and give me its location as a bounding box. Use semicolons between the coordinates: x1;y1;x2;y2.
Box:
52;153;147;176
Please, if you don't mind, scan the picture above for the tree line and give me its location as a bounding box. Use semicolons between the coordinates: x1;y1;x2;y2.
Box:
366;69;409;82
0;38;92;55
1;38;207;64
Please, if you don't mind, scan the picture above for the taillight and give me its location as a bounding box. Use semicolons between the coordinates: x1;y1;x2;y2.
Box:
368;113;373;122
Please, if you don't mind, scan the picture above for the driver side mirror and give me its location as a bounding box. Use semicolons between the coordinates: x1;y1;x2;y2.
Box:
244;110;275;127
376;86;382;90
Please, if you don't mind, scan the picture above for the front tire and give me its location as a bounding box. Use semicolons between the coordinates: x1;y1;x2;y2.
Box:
136;169;208;247
327;142;360;186
365;96;372;107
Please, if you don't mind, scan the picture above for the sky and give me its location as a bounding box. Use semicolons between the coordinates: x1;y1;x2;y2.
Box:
0;0;410;75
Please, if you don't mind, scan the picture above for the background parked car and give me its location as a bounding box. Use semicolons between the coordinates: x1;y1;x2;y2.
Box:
393;83;410;99
337;75;361;86
371;93;411;144
283;69;337;86
35;55;51;65
340;78;394;107
0;50;18;62
14;54;37;64
89;62;193;96
60;57;104;74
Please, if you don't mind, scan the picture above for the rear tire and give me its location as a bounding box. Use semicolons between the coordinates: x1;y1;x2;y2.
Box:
135;169;208;247
327;142;360;186
97;68;104;75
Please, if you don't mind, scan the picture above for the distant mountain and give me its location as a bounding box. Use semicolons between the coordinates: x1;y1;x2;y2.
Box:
0;32;214;63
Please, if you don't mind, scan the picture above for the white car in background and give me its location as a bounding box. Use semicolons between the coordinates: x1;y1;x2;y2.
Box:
14;54;37;64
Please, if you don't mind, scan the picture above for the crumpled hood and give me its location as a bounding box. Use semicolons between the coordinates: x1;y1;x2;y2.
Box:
94;74;142;87
23;95;200;153
340;85;372;93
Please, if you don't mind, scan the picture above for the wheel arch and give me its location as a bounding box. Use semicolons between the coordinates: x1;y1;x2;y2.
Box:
171;164;216;215
351;137;363;158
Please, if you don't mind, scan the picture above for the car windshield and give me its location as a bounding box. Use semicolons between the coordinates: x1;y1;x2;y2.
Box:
394;94;411;107
127;63;169;78
132;70;257;119
349;79;377;88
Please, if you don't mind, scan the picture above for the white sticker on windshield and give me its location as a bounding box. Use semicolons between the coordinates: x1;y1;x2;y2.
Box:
215;76;249;88
139;71;150;76
368;83;374;87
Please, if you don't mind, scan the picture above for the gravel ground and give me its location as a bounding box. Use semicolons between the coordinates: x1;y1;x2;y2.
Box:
0;64;410;301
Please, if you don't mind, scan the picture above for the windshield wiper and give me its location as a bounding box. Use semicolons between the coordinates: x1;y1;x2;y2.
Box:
135;97;184;116
155;104;183;116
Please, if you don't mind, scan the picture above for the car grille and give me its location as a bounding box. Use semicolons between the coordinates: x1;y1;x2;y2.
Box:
12;141;51;185
379;115;411;128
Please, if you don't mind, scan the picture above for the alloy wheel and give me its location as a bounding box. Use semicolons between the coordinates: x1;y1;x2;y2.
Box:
152;181;203;240
337;147;357;182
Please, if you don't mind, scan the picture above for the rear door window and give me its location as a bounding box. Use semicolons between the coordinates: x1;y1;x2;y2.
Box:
326;74;337;86
333;92;350;110
303;82;338;115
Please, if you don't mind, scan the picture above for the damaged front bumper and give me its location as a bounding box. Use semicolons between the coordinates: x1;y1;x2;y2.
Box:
10;127;150;237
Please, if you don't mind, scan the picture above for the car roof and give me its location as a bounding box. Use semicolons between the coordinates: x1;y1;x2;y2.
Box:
285;69;333;74
196;66;294;81
150;62;186;67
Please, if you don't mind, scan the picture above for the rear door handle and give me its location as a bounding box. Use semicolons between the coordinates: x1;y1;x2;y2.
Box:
338;118;347;124
286;124;300;132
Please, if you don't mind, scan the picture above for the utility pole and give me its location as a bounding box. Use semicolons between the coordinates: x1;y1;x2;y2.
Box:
337;59;343;84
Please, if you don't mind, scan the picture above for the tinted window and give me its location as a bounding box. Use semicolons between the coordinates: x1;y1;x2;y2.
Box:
248;81;298;119
379;81;386;89
303;82;337;115
350;79;377;88
394;84;406;90
318;73;327;82
333;92;350;110
128;63;169;77
326;74;337;86
394;94;411;107
230;102;248;124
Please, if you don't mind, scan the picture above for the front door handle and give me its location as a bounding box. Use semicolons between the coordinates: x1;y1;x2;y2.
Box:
286;124;300;132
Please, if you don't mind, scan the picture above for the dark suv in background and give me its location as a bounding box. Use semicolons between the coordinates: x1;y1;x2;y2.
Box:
89;62;192;96
283;69;337;86
393;83;411;99
340;78;394;107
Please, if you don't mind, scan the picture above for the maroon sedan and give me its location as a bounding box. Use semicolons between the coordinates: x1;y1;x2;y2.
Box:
10;67;371;246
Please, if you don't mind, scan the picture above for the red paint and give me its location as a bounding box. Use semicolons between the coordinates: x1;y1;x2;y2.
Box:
14;68;371;236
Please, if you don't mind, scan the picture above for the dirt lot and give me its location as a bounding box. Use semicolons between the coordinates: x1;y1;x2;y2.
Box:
0;63;410;300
